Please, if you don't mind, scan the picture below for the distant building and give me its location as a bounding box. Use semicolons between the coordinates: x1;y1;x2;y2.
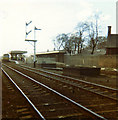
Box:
106;26;118;55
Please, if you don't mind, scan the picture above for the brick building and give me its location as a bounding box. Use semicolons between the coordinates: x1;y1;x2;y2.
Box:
106;26;118;55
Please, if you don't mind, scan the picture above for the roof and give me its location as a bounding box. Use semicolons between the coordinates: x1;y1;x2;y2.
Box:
9;50;27;54
109;34;118;36
36;50;66;56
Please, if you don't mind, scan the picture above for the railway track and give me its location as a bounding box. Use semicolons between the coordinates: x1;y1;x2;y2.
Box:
2;63;118;119
2;71;40;119
8;63;117;100
2;64;107;119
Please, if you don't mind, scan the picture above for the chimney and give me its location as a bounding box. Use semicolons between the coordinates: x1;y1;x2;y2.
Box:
108;26;111;37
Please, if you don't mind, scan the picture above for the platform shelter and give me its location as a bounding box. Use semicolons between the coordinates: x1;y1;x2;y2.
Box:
9;50;27;60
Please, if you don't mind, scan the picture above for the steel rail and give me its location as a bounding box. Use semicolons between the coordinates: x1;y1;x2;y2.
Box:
2;64;107;120
2;68;46;120
7;64;117;101
20;64;117;91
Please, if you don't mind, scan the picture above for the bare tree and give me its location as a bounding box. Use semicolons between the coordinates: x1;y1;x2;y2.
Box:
53;21;89;55
88;13;102;54
53;13;105;55
75;22;89;54
97;36;107;49
53;33;75;55
68;34;78;54
53;33;68;50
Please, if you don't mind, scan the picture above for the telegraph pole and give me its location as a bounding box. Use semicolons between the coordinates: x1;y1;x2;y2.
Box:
25;39;37;67
34;27;36;68
25;21;41;68
33;26;41;67
25;21;37;67
34;41;36;67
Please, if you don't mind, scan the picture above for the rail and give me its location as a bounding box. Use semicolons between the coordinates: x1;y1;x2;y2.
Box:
2;64;107;120
2;68;46;120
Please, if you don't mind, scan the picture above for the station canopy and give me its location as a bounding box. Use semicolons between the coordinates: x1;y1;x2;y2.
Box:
9;50;27;60
9;50;27;54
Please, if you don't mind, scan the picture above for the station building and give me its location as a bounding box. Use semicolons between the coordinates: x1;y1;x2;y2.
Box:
36;50;66;63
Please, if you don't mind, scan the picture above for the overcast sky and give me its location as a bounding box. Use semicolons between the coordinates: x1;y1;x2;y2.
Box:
0;0;117;56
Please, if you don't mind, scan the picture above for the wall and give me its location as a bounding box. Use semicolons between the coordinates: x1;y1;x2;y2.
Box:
106;34;118;48
26;56;56;64
64;54;118;68
26;54;117;68
37;57;56;64
98;55;117;68
36;53;65;63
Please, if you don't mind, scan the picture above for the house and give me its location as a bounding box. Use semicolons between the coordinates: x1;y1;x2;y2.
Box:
106;26;118;55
